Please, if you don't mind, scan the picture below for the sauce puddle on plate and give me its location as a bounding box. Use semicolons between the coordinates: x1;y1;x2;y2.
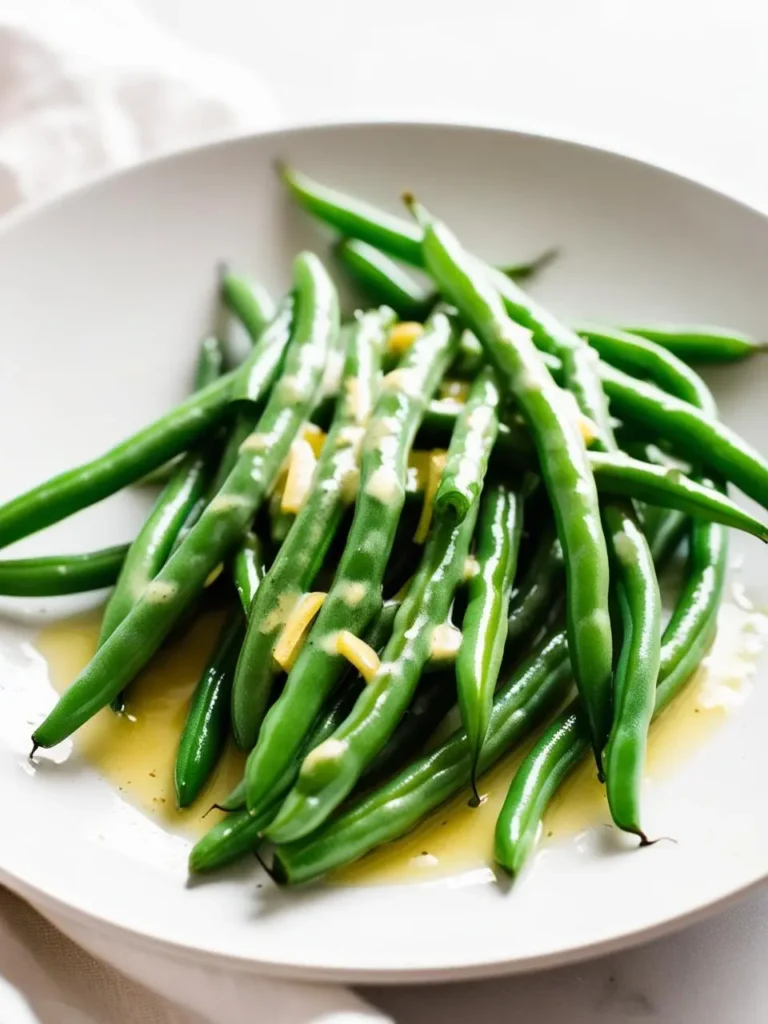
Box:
34;593;767;874
36;607;244;835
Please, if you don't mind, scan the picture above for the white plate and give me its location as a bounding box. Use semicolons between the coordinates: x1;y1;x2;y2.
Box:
1;122;767;983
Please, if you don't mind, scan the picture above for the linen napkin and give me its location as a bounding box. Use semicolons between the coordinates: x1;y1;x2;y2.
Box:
0;2;392;1021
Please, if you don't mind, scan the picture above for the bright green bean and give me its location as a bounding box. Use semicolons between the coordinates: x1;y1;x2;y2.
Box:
434;366;500;522
458;481;523;793
31;254;336;750
100;337;224;645
232;306;394;749
407;197;613;763
242;308;459;814
0;545;128;597
270;631;572;885
266;502;480;843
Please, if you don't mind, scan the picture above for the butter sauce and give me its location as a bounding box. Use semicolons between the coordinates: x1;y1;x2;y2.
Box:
34;595;766;878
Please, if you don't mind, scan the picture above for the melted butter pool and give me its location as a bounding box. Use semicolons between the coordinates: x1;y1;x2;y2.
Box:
35;595;766;877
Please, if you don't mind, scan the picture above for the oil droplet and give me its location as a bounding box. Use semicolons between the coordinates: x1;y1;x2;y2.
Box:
35;606;245;835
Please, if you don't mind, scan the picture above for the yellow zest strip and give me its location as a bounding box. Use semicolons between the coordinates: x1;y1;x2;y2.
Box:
387;322;424;357
336;629;381;682
273;592;326;671
414;450;447;543
301;422;326;457
204;562;224;588
281;438;317;513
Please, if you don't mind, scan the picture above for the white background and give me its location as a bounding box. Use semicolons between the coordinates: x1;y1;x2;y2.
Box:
141;1;768;1019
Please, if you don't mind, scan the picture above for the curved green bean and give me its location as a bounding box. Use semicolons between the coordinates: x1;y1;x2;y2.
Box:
232;532;266;613
333;238;431;321
270;631;572;885
576;324;716;415
602;503;662;836
242;308;459;814
598;362;768;508
434;366;500;522
496;485;728;873
621;324;766;364
220;268;276;345
458;481;523;793
100;337;224;645
32;254;337;750
174;612;245;808
0;285;297;554
266;499;480;843
0;545;128;597
407;197;613;763
333;237;558;323
232;306;394;749
209;297;296;498
505;523;563;654
175;539;266;808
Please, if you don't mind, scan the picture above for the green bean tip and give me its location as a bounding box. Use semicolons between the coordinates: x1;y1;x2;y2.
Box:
255;848;281;885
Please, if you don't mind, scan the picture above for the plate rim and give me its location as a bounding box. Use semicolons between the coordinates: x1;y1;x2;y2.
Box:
2;117;768;982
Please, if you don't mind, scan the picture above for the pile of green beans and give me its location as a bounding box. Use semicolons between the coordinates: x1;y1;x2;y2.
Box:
10;166;768;892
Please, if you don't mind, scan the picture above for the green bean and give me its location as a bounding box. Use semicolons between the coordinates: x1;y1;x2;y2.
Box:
99;337;225;646
277;169;768;500
232;306;394;749
0;545;128;597
333;238;558;323
598;362;768;508
281;165;558;288
281;164;424;263
434;367;500;522
189;801;279;873
174;612;244;808
0;291;297;554
657;491;728;678
266;499;481;843
0;375;231;550
416;402;768;539
576;324;716;415
406;197;613;764
647;509;688;564
242;308;459;814
209;298;295;497
175;537;267;808
31;254;336;750
458;481;523;794
495;599;721;876
418;400;533;463
495;491;728;874
270;631;572;885
602;504;661;836
558;317;661;832
191;601;401;868
621;324;766;364
232;532;265;612
488;256;664;833
220;268;276;344
587;453;767;539
360;669;456;789
505;523;563;653
333;238;432;321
